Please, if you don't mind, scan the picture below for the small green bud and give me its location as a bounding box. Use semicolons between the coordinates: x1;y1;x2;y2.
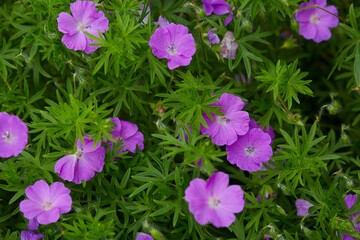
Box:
198;9;206;18
150;228;164;240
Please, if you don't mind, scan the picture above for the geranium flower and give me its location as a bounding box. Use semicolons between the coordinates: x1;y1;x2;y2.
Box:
184;172;245;228
108;118;144;153
201;93;250;146
202;0;233;26
54;136;105;184
153;16;169;27
342;194;360;239
208;28;220;44
28;218;39;231
149;23;196;70
226;128;273;172
294;0;338;43
21;231;45;240
0;112;28;158
249;119;275;144
295;199;313;216
220;31;238;59
136;233;154;240
19;180;72;224
57;0;109;54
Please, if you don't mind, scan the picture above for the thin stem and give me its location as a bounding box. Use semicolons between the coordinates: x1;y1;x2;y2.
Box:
0;72;11;91
19;0;30;11
166;71;174;93
56;222;65;235
277;95;292;116
294;5;346;22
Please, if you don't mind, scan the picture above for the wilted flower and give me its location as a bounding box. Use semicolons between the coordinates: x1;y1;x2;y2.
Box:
108;118;144;153
295;199;313;216
0;112;28;158
201;93;250;146
55;136;105;184
294;0;339;43
220;32;238;59
184;172;245;228
149;23;196;70
153;15;169;27
135;233;154;240
57;0;109;54
208;28;220;44
21;231;45;240
19;180;72;224
202;0;233;26
226;128;273;172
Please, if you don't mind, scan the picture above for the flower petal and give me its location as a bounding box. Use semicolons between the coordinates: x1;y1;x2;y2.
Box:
25;180;50;204
57;12;78;35
54;154;76;182
19;200;44;220
299;23;317;40
206;172;229;197
37;207;60;224
62;31;87;51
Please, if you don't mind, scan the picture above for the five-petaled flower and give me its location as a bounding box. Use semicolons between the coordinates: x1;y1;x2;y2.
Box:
294;0;339;43
0;112;28;158
184;172;245;228
55;136;106;184
57;0;109;54
226;128;273;172
149;23;196;70
20;180;72;224
202;0;233;26
201;93;250;146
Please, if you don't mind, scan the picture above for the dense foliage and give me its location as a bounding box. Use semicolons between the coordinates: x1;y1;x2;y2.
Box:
0;0;360;239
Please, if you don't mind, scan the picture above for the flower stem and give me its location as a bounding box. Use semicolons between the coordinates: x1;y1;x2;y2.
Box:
0;72;11;91
294;5;346;22
277;95;292;116
19;0;30;11
56;222;65;235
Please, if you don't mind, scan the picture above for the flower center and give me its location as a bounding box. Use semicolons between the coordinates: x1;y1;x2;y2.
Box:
43;200;53;211
245;146;255;156
208;197;220;208
310;14;320;23
77;22;90;32
2;131;14;143
217;115;231;124
76;150;84;160
167;44;177;55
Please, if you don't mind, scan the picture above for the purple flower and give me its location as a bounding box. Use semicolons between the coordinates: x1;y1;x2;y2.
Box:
294;0;338;43
57;0;109;54
149;23;196;70
0;112;28;158
249;119;275;144
295;199;313;216
153;16;169;27
220;31;238;59
201;93;250;146
108;118;144;153
19;180;72;224
138;4;150;24
343;194;360;239
256;192;269;203
202;0;233;26
54;136;105;184
208;28;220;44
184;172;245;228
136;233;154;240
28;218;39;231
226;128;273;172
21;231;45;240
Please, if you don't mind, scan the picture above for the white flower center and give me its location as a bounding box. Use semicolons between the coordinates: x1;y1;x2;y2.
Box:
310;14;320;23
43;200;53;211
167;44;177;55
77;22;89;32
76;150;84;160
245;146;255;156
208;197;220;208
217;115;231;124
2;131;14;143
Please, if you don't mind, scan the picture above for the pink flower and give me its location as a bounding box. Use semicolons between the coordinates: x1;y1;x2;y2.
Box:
341;194;360;239
220;31;238;59
108;118;144;153
185;172;245;228
208;28;220;44
0;112;28;158
19;180;72;225
21;230;45;240
295;199;313;216
153;16;169;27
201;93;250;146
57;0;109;54
54;136;105;184
226;128;273;172
202;0;233;26
136;233;154;240
294;0;338;43
28;218;39;231
149;23;196;70
249;119;275;144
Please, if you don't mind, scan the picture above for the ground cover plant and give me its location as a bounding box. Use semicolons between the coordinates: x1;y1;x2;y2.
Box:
1;0;360;239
